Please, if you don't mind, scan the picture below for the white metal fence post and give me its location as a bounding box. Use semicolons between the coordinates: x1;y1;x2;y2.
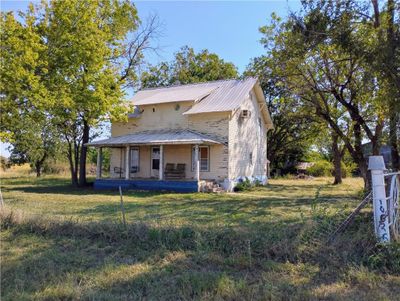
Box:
368;156;390;243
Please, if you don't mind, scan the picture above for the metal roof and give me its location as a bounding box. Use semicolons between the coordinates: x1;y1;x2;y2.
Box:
128;77;273;128
131;83;221;105
86;129;224;147
184;78;258;114
130;78;257;112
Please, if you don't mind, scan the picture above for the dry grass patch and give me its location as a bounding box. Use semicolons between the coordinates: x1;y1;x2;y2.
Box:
1;174;399;300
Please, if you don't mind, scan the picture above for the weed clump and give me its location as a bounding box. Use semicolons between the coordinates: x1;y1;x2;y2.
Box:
233;178;253;192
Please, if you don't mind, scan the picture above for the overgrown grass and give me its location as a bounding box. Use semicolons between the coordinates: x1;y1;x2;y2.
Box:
1;170;399;300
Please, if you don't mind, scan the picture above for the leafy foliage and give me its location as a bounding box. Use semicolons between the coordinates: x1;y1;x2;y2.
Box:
307;160;333;177
244;56;321;172
233;178;253;192
140;46;238;88
0;1;148;185
255;1;399;187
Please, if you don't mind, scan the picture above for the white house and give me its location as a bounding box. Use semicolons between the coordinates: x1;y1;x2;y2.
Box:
87;77;274;192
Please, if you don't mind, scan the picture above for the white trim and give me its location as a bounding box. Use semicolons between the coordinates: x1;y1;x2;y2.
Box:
159;145;164;180
125;146;130;180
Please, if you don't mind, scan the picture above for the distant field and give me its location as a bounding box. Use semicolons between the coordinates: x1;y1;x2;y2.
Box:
1;170;399;300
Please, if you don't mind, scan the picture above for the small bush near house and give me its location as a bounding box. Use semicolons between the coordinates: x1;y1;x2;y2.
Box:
254;179;263;187
233;178;252;192
307;160;333;177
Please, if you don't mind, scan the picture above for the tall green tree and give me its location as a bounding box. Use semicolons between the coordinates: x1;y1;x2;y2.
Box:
1;1;159;186
244;56;321;174
301;0;400;170
9;115;59;177
259;8;388;188
0;10;50;142
41;0;138;186
140;46;238;88
0;8;57;176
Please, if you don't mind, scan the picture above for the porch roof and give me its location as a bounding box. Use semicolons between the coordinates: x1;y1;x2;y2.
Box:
86;129;224;147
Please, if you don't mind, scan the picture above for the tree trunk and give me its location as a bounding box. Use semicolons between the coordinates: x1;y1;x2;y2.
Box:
78;120;90;187
34;154;47;178
67;141;79;187
35;162;41;177
389;111;400;170
386;0;400;170
352;121;370;190
332;132;342;185
358;158;370;191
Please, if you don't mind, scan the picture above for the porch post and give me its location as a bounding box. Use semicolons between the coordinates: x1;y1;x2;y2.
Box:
125;145;130;180
194;144;200;181
368;156;390;243
159;145;164;180
96;147;102;179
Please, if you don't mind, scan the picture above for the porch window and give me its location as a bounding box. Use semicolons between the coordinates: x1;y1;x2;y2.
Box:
192;146;210;172
130;147;139;173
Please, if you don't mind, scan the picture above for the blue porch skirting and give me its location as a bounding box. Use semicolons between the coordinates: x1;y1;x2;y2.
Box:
94;179;198;193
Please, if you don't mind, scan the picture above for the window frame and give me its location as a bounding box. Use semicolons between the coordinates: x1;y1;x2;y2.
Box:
151;146;160;171
191;145;210;172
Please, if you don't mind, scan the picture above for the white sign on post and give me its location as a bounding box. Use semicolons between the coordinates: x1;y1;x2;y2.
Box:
368;156;390;243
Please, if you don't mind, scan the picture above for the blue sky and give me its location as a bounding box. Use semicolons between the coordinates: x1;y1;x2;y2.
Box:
0;0;301;157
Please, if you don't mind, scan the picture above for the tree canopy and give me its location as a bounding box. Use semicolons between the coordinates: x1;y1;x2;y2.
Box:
0;0;148;185
140;46;238;88
246;0;400;188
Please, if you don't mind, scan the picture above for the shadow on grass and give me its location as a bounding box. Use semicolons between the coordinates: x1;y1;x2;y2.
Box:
3;183;169;198
75;194;357;222
0;213;299;300
2;209;392;301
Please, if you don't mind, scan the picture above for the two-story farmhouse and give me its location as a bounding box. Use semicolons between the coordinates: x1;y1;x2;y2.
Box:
88;77;273;192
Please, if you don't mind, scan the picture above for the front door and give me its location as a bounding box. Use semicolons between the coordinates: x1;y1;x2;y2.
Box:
151;146;160;178
130;147;139;176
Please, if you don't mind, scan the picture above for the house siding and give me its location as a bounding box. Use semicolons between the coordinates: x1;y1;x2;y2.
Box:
228;88;267;181
110;102;230;181
111;102;193;136
187;112;229;180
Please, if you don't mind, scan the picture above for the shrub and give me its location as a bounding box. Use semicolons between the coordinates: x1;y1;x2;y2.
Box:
341;161;356;178
367;242;400;273
254;179;263;187
234;178;252;192
42;161;69;174
0;156;9;171
307;160;332;177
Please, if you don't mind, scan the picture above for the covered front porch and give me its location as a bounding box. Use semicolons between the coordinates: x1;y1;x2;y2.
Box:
86;129;225;192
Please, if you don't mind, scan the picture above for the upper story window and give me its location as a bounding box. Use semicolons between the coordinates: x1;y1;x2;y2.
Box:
249;152;253;165
240;110;250;118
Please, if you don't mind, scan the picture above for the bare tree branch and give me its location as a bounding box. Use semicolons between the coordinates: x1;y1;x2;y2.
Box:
118;14;164;88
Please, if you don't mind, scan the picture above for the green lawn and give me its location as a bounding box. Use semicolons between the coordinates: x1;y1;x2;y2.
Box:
1;172;399;300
